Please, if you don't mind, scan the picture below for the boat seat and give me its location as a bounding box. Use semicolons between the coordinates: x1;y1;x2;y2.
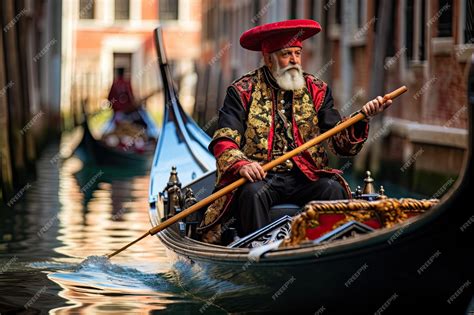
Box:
269;203;301;222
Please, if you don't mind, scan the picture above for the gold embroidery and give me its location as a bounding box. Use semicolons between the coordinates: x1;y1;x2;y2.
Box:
212;127;242;146
203;195;228;225
215;149;251;183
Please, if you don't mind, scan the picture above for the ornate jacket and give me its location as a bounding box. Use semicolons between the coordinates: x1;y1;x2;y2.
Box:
197;66;369;244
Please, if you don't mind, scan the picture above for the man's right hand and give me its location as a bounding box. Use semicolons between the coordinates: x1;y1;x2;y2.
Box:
239;162;267;182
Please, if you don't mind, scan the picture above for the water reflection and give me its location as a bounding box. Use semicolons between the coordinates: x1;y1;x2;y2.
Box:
0;133;224;314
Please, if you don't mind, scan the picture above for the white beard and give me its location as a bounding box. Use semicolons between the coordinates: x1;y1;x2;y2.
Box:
271;59;305;91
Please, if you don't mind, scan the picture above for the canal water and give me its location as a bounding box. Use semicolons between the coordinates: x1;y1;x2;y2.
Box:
0;130;225;314
0;128;455;314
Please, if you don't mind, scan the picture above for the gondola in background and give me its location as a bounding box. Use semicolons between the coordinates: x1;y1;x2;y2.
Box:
73;102;159;172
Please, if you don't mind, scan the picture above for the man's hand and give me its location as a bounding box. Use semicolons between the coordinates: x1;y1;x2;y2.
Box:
361;96;393;118
239;162;267;182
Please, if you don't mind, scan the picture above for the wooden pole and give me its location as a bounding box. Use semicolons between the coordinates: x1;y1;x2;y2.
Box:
106;85;408;258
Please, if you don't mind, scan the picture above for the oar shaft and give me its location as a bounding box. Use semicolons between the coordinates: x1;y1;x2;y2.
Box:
148;85;408;236
107;231;150;258
106;85;408;257
149;113;365;235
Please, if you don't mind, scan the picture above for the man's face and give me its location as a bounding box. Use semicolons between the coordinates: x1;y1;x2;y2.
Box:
274;47;302;69
265;47;302;71
264;47;305;91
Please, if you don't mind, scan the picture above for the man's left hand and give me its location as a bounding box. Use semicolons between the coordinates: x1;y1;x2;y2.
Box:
361;96;393;117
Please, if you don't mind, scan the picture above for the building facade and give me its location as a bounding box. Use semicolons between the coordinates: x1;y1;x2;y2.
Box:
62;0;202;119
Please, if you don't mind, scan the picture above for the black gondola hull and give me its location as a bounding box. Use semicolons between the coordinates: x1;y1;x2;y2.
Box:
156;183;473;313
75;108;157;171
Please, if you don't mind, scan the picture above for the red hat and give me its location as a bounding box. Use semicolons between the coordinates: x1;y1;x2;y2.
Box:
240;19;321;54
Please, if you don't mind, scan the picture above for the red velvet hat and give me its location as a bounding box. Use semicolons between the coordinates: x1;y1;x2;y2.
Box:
240;19;321;54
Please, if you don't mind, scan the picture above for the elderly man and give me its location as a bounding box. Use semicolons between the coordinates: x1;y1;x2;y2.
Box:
197;20;391;244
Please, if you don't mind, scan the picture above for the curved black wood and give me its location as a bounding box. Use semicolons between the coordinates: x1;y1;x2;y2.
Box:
148;27;215;205
149;55;474;313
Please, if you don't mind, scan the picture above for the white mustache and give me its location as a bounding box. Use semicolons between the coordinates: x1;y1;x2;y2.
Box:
277;64;302;76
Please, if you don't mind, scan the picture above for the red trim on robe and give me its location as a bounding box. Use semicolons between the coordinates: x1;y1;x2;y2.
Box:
305;75;327;112
267;90;276;161
213;140;238;158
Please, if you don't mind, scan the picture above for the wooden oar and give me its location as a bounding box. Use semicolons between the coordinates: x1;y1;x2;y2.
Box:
106;85;408;258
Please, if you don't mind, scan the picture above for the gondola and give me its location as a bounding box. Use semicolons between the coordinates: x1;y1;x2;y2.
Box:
74;105;159;172
149;26;474;314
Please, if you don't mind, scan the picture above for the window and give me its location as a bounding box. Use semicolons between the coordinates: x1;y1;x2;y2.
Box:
79;0;94;20
115;0;130;20
386;3;396;57
465;0;474;43
204;5;216;41
335;0;342;24
159;0;179;21
437;0;453;37
405;0;426;62
406;0;414;60
357;0;364;29
290;0;297;19
310;0;316;20
420;0;426;60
